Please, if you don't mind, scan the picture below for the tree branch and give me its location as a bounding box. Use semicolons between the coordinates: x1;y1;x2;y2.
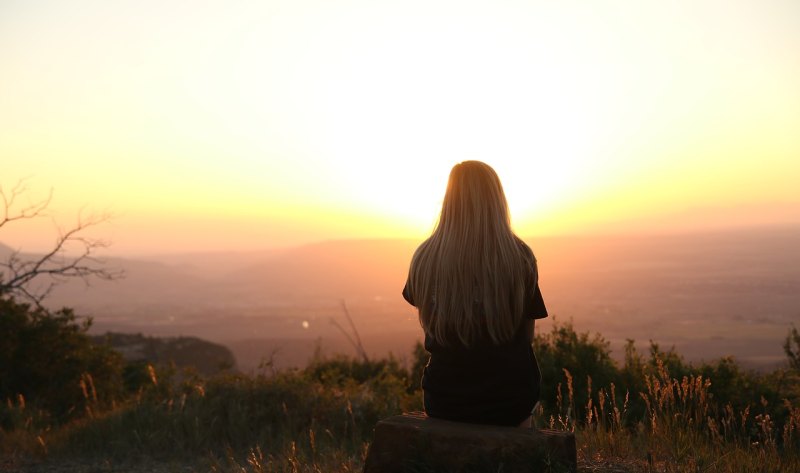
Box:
0;181;123;307
329;300;368;362
0;179;52;230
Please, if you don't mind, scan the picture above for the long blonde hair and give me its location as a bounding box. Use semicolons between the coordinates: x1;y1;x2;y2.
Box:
407;161;536;347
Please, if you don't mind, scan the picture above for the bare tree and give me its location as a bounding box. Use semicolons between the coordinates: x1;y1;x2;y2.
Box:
785;326;800;372
330;299;369;362
0;179;123;306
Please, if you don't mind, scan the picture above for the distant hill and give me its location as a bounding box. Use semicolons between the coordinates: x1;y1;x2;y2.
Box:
5;224;800;371
37;239;420;312
226;238;419;300
92;332;237;375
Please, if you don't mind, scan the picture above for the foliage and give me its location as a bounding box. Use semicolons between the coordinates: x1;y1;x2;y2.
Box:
785;325;800;372
0;296;124;425
305;353;411;390
2;320;800;472
8;354;422;470
93;332;237;376
534;320;618;416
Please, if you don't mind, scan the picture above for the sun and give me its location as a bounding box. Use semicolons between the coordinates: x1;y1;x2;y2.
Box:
240;9;605;233
95;0;642;240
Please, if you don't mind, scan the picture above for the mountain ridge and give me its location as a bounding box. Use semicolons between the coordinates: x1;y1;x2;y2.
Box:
3;224;798;371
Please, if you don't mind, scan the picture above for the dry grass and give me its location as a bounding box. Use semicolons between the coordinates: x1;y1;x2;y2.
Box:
3;338;800;472
537;360;800;473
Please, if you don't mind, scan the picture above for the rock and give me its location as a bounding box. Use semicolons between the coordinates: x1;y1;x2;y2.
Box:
363;412;576;473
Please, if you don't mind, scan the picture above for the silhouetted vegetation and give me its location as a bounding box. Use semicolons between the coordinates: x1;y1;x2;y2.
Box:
0;180;122;306
0;296;124;425
785;325;800;372
92;332;237;376
2;300;799;471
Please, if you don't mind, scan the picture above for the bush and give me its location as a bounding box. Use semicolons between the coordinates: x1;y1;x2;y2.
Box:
534;320;617;416
2;320;799;472
0;296;124;424
305;354;411;389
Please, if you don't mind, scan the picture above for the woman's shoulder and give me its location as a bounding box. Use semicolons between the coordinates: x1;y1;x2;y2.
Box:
411;237;435;257
513;237;536;262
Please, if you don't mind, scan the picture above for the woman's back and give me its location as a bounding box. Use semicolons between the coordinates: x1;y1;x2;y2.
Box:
403;161;548;427
403;274;547;426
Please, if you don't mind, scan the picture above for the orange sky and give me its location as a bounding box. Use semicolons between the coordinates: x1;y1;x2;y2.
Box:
2;0;799;255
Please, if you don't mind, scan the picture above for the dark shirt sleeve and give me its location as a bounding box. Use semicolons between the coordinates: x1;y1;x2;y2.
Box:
402;281;415;306
525;282;548;319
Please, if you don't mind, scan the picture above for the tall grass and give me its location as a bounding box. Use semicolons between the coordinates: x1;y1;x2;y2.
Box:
2;356;421;471
543;358;800;472
3;324;800;472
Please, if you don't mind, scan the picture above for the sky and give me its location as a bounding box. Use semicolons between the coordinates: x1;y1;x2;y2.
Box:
2;0;799;255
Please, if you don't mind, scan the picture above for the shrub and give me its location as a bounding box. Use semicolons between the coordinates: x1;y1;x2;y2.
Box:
534;320;617;416
0;296;124;424
305;354;411;389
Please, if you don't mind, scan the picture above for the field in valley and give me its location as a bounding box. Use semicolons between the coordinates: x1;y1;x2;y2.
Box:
30;224;800;373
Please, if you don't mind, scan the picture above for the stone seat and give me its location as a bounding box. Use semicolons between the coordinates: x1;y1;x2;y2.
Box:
363;412;576;473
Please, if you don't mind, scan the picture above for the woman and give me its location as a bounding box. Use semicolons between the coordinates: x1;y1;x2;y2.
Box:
402;160;547;428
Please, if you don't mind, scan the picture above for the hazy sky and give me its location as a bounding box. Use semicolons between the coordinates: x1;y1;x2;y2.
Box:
2;0;799;254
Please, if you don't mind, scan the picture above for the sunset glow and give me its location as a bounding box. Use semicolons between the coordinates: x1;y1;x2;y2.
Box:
2;0;799;254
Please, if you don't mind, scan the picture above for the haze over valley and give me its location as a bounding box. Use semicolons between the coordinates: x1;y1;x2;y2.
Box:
9;224;797;373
